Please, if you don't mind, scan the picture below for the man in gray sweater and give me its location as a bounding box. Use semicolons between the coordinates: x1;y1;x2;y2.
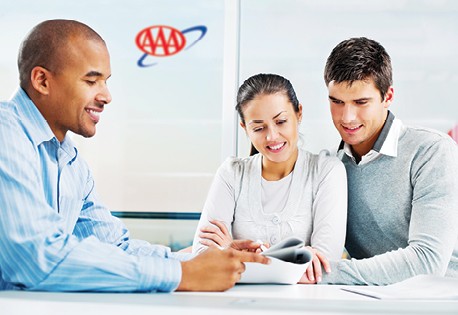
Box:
322;37;458;285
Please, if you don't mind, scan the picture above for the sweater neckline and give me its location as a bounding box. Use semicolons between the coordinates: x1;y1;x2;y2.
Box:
249;148;304;218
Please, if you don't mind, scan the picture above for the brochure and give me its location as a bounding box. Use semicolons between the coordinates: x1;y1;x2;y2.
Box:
238;236;312;284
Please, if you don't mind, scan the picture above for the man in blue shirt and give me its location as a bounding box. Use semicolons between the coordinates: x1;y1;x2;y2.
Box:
0;19;268;292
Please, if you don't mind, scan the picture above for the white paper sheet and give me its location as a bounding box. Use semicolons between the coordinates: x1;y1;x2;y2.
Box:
342;275;458;300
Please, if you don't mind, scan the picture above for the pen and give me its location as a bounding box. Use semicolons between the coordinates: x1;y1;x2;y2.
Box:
256;239;268;252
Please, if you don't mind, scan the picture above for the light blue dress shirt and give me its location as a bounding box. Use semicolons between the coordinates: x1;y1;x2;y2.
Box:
0;89;191;292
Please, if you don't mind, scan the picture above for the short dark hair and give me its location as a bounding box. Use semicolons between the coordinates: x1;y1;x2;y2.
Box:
18;19;105;89
324;37;392;100
236;73;300;155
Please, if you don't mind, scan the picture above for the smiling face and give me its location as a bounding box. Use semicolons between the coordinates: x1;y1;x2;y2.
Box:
241;92;302;174
40;36;112;141
328;79;393;158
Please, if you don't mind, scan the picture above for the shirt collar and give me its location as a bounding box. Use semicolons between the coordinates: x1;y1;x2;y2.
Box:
338;110;401;160
372;110;395;153
12;88;56;147
12;88;77;159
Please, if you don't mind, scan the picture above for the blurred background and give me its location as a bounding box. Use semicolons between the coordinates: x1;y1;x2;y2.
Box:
0;0;456;250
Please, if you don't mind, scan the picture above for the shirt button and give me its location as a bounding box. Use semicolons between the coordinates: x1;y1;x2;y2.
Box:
272;214;281;225
270;236;278;244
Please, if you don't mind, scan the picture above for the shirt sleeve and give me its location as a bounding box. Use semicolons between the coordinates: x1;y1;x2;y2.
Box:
72;182;196;261
310;151;348;261
191;158;237;254
0;113;181;292
72;174;184;258
323;138;458;285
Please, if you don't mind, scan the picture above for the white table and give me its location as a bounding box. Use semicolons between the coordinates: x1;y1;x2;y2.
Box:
1;284;457;315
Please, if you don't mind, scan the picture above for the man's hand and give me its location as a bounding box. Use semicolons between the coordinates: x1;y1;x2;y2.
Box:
230;239;268;252
177;246;270;291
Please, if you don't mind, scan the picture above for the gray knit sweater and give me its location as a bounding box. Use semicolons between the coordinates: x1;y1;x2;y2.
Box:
323;122;458;285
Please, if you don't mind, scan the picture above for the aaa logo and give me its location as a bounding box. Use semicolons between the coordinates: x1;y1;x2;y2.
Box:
135;25;207;67
136;25;186;57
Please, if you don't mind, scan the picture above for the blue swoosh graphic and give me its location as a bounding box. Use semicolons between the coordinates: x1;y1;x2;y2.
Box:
181;25;207;50
137;53;158;67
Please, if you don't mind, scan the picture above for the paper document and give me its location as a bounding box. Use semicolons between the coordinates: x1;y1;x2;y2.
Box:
239;236;312;284
342;275;458;300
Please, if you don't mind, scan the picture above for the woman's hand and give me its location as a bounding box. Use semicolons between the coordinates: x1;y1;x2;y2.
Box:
199;220;269;253
298;247;331;284
199;219;233;249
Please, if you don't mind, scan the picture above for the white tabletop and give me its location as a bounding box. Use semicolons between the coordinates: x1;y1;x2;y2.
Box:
1;284;457;315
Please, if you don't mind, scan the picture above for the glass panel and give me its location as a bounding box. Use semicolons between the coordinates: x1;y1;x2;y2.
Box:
0;0;225;213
